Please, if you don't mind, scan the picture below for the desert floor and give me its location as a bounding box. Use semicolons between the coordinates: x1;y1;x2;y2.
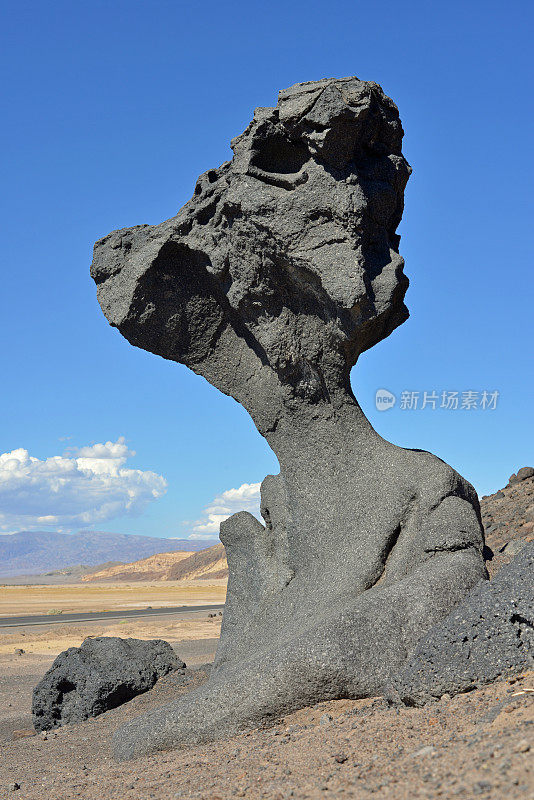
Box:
0;608;532;800
0;581;227;617
0;607;223;657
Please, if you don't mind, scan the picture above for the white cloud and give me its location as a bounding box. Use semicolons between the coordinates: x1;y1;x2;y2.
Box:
190;482;262;539
0;437;167;532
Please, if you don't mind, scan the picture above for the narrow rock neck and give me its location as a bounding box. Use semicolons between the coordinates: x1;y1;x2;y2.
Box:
256;390;392;585
263;389;383;475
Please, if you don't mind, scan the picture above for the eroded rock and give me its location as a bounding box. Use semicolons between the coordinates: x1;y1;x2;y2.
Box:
509;466;534;485
32;637;185;731
388;544;534;705
90;77;487;758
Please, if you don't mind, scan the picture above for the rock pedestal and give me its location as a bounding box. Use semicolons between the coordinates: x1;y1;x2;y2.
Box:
91;77;487;758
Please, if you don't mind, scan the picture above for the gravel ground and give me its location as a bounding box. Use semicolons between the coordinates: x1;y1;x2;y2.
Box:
0;654;531;800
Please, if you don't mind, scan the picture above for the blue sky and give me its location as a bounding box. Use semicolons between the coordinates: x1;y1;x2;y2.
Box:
1;0;532;539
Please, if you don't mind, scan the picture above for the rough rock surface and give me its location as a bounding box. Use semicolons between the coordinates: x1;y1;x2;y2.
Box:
508;466;534;486
91;77;487;758
388;544;534;706
32;637;185;731
481;469;534;577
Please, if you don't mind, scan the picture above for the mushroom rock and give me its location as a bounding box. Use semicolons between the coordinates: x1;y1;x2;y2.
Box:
91;77;487;759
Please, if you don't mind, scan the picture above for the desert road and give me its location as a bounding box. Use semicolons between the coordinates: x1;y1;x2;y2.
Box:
0;604;225;628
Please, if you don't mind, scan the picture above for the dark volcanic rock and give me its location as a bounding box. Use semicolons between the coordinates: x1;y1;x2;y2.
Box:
91;77;487;759
388;544;534;706
32;637;185;731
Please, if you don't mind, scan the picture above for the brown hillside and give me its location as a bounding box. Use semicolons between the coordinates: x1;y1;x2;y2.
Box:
82;550;194;582
166;543;227;581
82;542;227;582
480;465;534;576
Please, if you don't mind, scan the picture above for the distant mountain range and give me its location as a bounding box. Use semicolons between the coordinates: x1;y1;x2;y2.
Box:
0;530;209;578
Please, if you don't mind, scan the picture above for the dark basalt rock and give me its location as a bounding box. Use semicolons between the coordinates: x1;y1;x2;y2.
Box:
388;544;534;706
90;77;487;759
32;637;185;731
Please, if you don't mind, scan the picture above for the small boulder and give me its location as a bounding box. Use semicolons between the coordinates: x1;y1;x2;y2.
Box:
32;637;185;731
388;544;534;705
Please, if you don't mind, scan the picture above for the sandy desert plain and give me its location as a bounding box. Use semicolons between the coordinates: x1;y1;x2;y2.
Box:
0;580;226;660
0;581;227;620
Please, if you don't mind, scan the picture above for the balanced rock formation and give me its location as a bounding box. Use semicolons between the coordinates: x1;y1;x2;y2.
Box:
388;544;534;705
91;77;487;758
32;637;185;731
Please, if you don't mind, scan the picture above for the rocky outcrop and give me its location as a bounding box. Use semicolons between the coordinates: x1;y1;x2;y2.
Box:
481;469;534;577
508;466;534;486
32;637;185;731
91;77;487;759
388;544;534;705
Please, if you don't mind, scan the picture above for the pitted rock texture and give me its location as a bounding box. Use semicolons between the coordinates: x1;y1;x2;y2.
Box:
32;637;185;731
388;544;534;706
91;77;487;759
91;76;411;433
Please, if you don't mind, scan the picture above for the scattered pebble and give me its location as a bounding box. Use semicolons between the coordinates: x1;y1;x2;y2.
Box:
472;780;492;795
12;729;36;740
413;745;436;758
